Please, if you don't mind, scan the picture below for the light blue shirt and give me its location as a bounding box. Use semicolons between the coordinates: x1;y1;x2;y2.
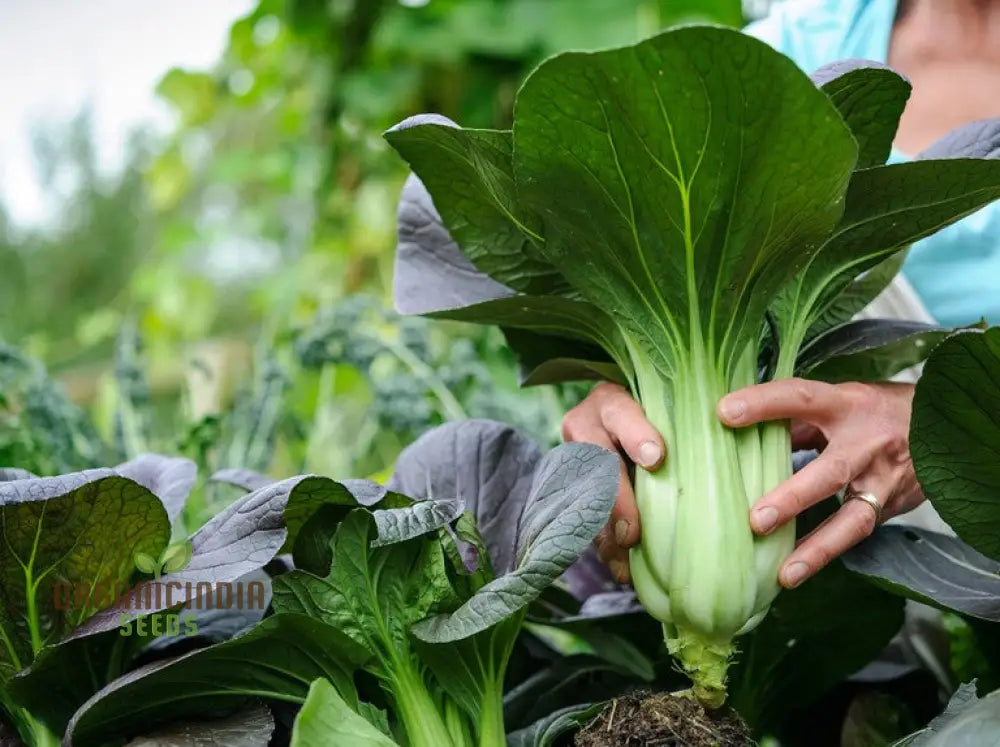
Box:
745;0;1000;328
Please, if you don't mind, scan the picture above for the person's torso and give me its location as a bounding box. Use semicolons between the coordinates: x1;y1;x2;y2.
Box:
745;0;1000;328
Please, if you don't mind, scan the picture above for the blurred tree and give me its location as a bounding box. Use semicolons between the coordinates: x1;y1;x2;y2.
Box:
0;109;154;370
0;0;746;483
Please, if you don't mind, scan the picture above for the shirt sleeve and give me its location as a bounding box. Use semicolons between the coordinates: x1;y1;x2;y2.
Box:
741;0;871;73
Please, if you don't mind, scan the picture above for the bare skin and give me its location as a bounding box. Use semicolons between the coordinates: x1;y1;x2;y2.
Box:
564;0;1000;588
890;0;1000;154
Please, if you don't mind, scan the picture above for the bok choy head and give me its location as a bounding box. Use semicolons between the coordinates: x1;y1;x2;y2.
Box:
384;25;1000;707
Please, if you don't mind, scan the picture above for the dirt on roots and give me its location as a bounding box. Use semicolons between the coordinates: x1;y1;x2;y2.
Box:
574;692;754;747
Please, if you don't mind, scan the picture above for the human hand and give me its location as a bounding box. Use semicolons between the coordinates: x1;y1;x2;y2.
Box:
717;378;925;589
561;382;665;584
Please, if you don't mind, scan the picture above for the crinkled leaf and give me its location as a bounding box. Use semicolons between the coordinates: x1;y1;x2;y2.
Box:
271;510;457;661
124;702;274;747
729;555;905;731
114;454;196;523
844;526;1000;622
411;442;619;642
506;702;604;747
0;472;170;684
0;468;36;482
918;117;1000;160
796;318;947;382
64;614;369;747
910;328;1000;561
811;60;911;168
371;493;464;547
67;477;299;639
387;419;542;574
208;467;277;493
291;678;398;747
892;682;995;746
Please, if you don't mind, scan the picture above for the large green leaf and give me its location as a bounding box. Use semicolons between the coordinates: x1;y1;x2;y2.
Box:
64;614;368;747
291;679;399;747
510;25;857;375
0;472;170;685
910;328;1000;560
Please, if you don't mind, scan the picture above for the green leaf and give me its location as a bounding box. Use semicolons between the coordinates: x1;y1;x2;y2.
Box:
133;552;158;575
812;61;911;169
910;328;1000;560
412;615;522;724
64;614;369;747
385;117;559;296
8;609;178;732
271;510;458;662
805;251;908;340
841;691;919;747
422;296;630;377
411;442;618;642
774;160;1000;349
370;493;464;547
160;541;193;573
113;454;196;524
0;473;170;684
506;702;605;747
728;556;905;731
796;319;948;383
510;26;857;376
501;328;625;387
291;679;399;747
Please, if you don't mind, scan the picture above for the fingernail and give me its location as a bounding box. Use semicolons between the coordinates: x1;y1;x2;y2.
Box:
783;562;810;588
638;440;662;467
752;506;779;534
614;519;631;546
719;397;746;422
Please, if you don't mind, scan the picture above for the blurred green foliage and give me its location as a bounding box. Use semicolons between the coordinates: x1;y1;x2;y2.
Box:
0;0;747;484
